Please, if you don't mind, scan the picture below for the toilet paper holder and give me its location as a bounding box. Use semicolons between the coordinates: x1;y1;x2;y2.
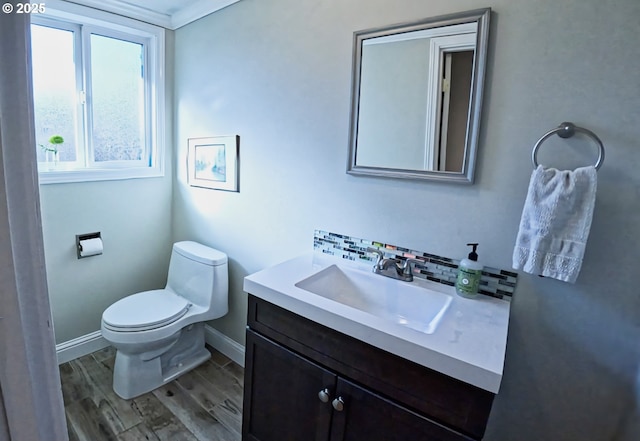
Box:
76;232;102;259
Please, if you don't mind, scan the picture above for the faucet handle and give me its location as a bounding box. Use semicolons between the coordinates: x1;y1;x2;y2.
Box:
402;258;423;276
366;247;384;268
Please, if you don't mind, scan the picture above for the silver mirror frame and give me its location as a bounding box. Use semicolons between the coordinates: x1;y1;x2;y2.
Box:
346;8;491;184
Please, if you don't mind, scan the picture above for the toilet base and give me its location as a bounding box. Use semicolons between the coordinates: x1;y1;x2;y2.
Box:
112;323;210;399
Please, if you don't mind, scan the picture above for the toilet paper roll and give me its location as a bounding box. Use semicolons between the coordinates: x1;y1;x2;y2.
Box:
79;237;103;257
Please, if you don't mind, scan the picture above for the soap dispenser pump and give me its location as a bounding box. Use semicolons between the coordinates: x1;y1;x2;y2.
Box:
455;243;483;298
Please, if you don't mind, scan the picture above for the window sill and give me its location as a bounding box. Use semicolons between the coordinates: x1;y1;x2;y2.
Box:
37;167;164;184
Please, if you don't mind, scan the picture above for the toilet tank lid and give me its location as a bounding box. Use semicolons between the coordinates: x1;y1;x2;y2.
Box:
173;241;228;266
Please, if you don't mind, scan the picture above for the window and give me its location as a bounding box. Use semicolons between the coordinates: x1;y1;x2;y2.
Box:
31;6;165;183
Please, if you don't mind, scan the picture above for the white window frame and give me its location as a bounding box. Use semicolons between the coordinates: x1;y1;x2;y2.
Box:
32;0;165;184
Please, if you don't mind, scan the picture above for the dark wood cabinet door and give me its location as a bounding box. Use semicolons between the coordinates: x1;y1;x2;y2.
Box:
329;378;474;441
243;330;336;441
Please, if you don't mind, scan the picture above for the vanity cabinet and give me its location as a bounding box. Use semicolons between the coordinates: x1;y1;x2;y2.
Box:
243;295;495;441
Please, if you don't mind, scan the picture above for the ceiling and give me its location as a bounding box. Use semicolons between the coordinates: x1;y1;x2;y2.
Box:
70;0;242;29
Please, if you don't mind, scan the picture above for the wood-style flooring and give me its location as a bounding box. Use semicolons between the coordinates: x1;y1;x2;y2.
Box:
59;345;243;441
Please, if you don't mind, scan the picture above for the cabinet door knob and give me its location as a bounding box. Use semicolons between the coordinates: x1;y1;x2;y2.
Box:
332;397;345;412
318;388;331;403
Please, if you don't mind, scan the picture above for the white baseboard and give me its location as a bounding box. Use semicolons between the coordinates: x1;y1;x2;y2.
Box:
204;324;246;367
56;330;110;365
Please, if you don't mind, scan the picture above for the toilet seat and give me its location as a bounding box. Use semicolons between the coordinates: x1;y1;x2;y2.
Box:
102;289;191;332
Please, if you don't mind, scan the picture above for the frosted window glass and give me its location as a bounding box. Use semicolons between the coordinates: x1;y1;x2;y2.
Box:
31;24;78;162
90;34;144;162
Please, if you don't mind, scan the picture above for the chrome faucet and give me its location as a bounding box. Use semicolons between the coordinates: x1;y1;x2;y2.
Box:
366;248;421;282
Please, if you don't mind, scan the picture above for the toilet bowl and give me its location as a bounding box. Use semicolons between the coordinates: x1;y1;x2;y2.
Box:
101;241;228;399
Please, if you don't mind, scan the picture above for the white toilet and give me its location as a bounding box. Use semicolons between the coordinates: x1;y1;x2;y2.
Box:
100;241;228;399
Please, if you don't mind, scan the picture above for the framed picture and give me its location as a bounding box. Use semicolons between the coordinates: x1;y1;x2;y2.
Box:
187;135;239;192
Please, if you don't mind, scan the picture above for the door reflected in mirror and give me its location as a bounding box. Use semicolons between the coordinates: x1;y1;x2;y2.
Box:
347;9;491;184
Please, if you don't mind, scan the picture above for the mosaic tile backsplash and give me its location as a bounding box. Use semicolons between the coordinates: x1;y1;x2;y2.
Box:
314;230;518;300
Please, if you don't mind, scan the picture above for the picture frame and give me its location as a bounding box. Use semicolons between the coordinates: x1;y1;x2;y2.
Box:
187;135;239;192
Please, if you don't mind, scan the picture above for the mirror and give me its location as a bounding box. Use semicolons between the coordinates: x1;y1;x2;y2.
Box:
347;8;491;184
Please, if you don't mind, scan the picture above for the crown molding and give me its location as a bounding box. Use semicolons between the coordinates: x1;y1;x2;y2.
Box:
62;0;241;29
62;0;172;27
171;0;241;29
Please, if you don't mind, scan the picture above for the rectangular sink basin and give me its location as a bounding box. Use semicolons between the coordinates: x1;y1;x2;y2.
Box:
295;264;452;334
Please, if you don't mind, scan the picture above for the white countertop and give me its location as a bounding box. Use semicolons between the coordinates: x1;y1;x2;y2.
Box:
243;252;511;393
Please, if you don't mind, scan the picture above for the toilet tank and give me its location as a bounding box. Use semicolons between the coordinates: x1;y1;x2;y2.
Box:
166;241;228;317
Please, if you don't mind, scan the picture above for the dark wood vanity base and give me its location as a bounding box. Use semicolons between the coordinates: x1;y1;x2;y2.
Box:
242;295;495;441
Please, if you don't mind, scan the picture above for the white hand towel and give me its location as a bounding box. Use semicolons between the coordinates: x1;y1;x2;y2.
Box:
512;165;597;283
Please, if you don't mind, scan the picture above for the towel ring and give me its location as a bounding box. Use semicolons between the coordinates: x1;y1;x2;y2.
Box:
531;122;605;170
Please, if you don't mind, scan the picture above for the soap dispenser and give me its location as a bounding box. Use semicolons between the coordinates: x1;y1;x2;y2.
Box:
455;243;483;298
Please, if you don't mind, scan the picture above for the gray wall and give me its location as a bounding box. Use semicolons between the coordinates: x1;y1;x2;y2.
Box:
173;0;639;440
42;32;175;344
41;179;172;344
